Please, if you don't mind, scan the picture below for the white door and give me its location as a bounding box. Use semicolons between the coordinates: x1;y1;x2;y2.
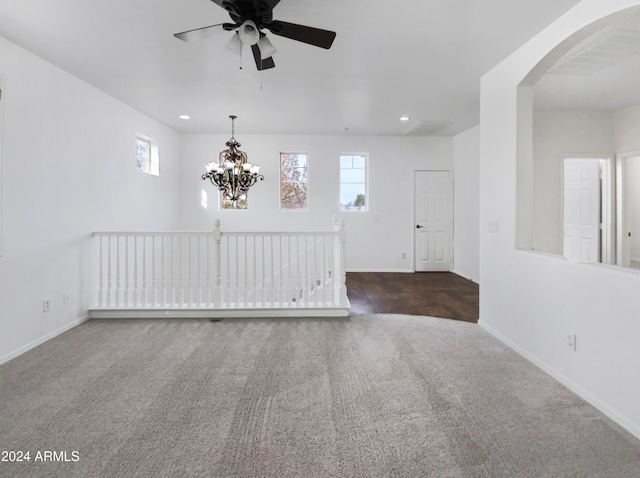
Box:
414;170;452;272
563;158;600;262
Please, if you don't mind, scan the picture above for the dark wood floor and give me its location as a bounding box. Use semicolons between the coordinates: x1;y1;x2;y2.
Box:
346;272;479;323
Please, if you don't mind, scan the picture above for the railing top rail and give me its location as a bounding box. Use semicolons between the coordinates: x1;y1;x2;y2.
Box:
92;231;214;237
222;231;338;237
92;230;339;238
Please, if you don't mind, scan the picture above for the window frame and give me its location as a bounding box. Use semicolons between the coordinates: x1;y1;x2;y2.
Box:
136;134;159;176
339;152;368;212
280;151;309;211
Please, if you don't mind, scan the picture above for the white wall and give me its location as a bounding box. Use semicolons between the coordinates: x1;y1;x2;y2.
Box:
532;110;613;254
614;102;640;152
453;126;480;282
179;134;452;272
0;36;182;364
480;0;640;440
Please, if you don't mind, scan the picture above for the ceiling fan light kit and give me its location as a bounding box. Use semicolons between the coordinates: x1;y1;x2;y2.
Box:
257;35;276;59
225;32;243;55
238;20;260;45
174;0;336;71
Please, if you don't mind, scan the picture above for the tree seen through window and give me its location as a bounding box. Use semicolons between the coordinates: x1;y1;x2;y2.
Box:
280;153;308;210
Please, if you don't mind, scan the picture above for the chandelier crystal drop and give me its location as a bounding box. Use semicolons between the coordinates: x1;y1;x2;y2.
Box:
202;115;264;203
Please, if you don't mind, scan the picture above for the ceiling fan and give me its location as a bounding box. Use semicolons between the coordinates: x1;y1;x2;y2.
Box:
174;0;337;70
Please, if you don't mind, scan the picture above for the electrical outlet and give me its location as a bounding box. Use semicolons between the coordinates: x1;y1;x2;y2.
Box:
42;299;51;312
64;293;71;304
566;334;576;351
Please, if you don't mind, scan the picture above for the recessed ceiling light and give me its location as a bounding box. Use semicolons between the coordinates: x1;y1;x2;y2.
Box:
400;115;411;121
178;114;191;120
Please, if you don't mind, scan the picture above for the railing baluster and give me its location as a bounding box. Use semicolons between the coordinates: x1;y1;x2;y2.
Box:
244;235;248;307
151;235;156;306
98;235;104;307
213;220;222;308
167;236;172;305
197;236;202;306
124;236;129;307
228;235;232;307
206;234;211;306
158;236;163;306
312;235;317;308
276;235;280;305
115;236;121;307
188;235;193;306
261;236;265;306
131;236;135;307
252;236;257;306
304;235;308;304
270;235;275;306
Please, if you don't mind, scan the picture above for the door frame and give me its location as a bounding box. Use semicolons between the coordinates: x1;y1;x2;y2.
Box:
412;169;453;272
615;150;640;267
561;155;614;265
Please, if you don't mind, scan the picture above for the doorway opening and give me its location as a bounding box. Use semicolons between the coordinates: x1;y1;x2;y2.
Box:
616;152;640;269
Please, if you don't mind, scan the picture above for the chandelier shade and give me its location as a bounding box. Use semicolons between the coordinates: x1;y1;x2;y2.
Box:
202;116;264;203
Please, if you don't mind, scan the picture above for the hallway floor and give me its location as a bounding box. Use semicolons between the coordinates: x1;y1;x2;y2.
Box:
346;272;479;323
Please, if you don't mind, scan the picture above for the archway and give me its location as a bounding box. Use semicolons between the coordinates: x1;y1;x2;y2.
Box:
517;6;640;269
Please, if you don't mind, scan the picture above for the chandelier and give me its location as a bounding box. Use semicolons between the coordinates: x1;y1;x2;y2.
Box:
202;115;264;203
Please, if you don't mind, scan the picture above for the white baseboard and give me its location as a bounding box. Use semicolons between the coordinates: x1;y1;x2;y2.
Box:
90;306;349;319
346;269;414;273
478;320;640;441
0;315;90;366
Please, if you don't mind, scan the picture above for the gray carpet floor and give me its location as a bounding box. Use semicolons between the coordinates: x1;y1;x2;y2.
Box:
1;315;639;478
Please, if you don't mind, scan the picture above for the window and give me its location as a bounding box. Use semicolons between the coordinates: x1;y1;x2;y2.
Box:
280;152;308;210
221;192;248;210
136;134;159;176
340;153;367;211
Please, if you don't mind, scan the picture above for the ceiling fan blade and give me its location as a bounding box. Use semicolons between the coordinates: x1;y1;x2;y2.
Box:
251;43;276;70
174;23;233;42
266;21;336;49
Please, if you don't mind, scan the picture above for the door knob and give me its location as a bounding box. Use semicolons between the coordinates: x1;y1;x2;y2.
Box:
416;225;424;229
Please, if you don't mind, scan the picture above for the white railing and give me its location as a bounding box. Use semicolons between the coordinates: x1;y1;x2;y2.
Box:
91;218;348;315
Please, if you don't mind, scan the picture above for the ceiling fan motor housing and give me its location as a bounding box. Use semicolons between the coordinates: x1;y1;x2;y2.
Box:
217;0;274;28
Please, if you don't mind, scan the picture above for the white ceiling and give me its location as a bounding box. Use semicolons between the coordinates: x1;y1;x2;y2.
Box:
534;10;640;112
0;0;584;136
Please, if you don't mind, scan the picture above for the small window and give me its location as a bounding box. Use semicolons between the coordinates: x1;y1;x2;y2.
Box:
136;135;159;176
280;152;308;210
340;153;367;211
